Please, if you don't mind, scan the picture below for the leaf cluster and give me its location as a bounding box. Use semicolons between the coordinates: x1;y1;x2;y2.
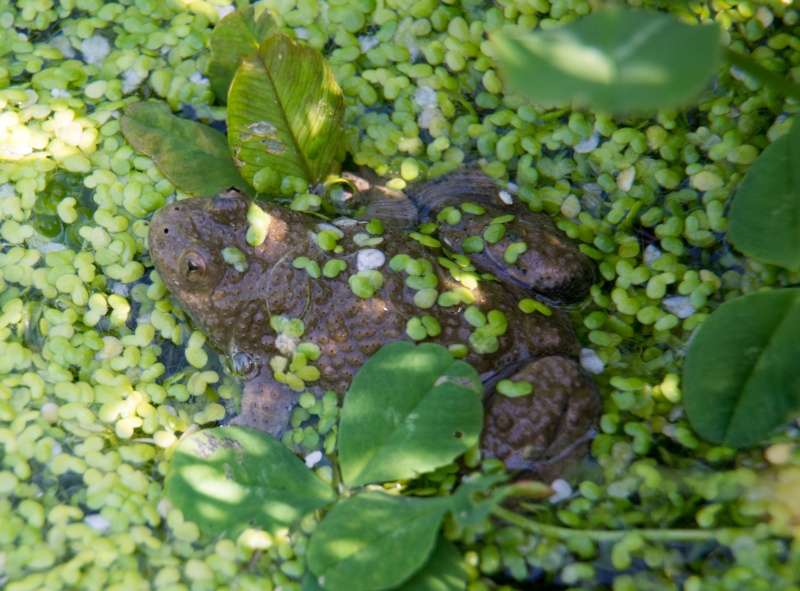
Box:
494;7;800;448
120;6;344;200
166;343;533;591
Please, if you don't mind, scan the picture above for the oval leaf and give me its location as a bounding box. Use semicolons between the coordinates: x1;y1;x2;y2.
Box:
227;34;344;188
307;492;451;591
207;6;278;104
392;538;467;591
728;118;800;271
166;426;336;537
683;289;800;447
338;342;483;487
120;101;252;197
492;8;722;112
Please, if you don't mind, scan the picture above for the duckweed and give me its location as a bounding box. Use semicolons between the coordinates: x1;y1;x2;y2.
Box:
3;0;800;590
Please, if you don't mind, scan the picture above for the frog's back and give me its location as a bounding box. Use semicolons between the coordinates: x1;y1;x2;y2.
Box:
296;221;581;394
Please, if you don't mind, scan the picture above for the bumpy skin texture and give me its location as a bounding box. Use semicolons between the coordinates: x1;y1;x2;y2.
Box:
148;169;601;479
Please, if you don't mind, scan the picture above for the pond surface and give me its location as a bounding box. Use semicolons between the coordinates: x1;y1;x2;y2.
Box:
1;1;799;590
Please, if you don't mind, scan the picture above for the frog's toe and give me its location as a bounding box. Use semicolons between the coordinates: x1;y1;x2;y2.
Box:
481;356;601;481
228;373;300;439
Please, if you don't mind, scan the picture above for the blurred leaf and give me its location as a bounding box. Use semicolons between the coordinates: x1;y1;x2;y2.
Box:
120;101;253;197
207;6;278;104
227;33;344;189
683;289;800;447
166;426;336;537
493;8;722;112
307;492;451;591
392;538;467;591
338;342;483;487
728;118;800;271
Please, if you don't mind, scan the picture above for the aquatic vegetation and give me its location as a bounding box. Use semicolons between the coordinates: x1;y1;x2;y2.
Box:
3;1;800;590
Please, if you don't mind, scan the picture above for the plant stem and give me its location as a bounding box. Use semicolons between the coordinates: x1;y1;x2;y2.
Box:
491;506;748;543
724;48;800;103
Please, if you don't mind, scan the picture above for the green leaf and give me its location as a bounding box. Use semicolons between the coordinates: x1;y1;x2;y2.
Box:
683;289;800;447
207;6;278;104
166;426;336;537
307;491;451;591
392;538;467;591
227;33;344;189
492;8;722;112
120;101;253;197
728;118;800;271
338;342;483;487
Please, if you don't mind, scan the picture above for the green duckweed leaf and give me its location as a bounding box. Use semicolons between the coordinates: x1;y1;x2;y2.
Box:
207;6;279;104
728;118;800;271
166;426;336;538
227;33;344;190
492;8;722;112
120;101;253;197
306;491;451;591
338;342;483;488
392;538;467;591
683;289;800;447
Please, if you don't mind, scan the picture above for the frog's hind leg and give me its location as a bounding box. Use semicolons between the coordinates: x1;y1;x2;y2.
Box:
410;168;595;303
227;368;300;439
481;356;601;482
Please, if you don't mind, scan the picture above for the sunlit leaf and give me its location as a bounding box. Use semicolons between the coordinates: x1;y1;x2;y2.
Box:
492;8;722;112
338;342;483;488
120;101;253;197
166;426;336;537
683;289;800;447
728;117;800;271
307;492;451;591
393;538;467;591
207;5;278;103
227;33;344;189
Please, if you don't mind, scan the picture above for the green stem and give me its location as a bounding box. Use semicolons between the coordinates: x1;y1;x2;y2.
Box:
724;48;800;103
491;506;748;544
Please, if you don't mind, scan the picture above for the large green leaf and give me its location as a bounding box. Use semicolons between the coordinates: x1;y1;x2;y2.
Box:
392;539;466;591
207;5;278;104
683;289;800;447
227;33;344;189
166;426;336;537
338;342;483;488
306;492;451;591
728;118;800;271
492;8;722;112
120;101;252;197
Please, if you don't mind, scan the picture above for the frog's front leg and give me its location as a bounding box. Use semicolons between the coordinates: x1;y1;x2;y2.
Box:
227;367;300;439
481;356;601;482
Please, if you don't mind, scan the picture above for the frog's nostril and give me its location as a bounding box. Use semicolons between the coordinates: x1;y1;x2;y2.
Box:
163;228;169;234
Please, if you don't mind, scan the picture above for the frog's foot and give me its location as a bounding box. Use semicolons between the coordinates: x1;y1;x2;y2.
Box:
226;370;300;439
481;356;601;482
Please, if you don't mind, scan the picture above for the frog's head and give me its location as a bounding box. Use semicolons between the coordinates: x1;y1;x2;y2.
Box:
148;190;305;352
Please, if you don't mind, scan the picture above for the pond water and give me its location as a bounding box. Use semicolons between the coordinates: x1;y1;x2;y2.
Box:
1;1;799;590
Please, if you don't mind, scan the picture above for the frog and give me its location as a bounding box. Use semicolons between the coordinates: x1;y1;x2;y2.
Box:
148;168;601;480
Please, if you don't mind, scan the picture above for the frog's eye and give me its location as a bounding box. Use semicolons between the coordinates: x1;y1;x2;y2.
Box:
181;251;209;284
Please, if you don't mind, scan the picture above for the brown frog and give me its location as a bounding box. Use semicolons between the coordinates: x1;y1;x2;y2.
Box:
148;168;601;479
